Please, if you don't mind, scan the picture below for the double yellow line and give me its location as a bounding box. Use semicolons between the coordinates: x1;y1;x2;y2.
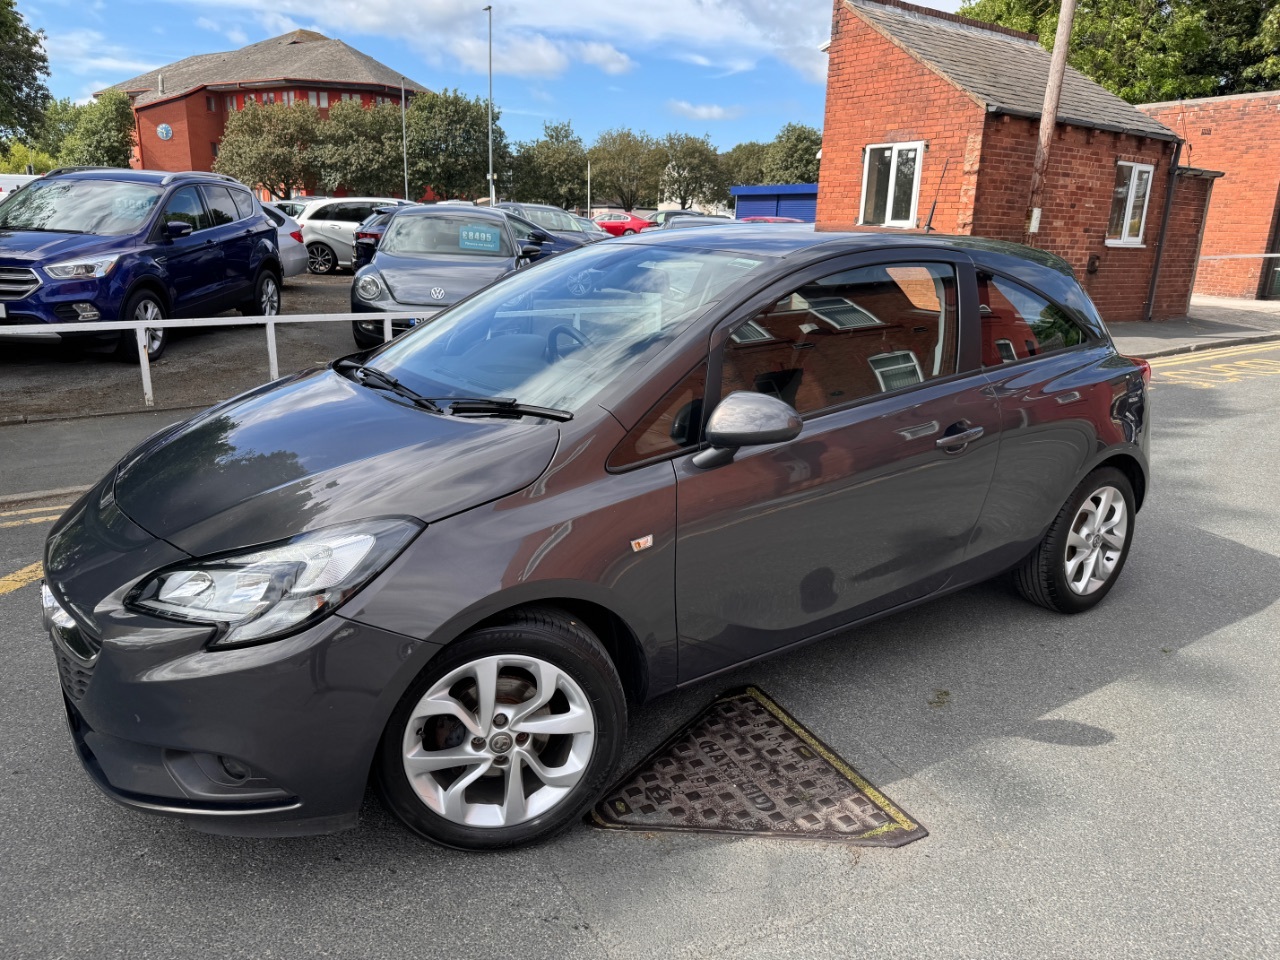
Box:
0;502;69;597
1148;340;1280;368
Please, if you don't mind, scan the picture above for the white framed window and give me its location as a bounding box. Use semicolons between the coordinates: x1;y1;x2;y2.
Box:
860;141;924;228
308;91;319;106
868;351;923;391
225;95;235;111
1107;161;1154;246
319;91;329;107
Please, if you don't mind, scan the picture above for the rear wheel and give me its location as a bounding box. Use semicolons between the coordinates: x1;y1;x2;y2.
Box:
114;290;167;362
307;242;337;274
239;268;281;317
376;608;626;850
622;228;635;235
1014;467;1135;613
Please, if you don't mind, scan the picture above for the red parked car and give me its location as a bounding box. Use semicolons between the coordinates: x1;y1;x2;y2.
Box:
592;211;656;236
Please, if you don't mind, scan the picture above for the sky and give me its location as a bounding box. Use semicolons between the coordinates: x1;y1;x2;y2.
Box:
22;0;963;150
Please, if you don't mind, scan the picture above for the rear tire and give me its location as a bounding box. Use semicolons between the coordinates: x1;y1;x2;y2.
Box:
376;607;626;850
622;228;635;235
1013;467;1135;614
307;242;337;274
239;267;281;316
114;290;167;363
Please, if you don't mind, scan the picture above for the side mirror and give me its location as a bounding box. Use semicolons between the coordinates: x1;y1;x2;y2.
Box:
520;243;543;260
692;391;802;469
165;221;193;238
530;229;553;244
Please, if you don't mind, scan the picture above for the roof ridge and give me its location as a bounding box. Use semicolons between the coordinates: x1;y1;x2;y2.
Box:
847;0;1040;45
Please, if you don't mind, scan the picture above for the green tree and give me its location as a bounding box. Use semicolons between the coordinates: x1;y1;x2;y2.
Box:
0;0;49;146
510;121;586;207
0;141;56;174
213;100;321;198
312;98;406;197
31;98;84;160
406;88;505;200
959;0;1280;102
721;141;769;188
588;128;663;211
659;132;724;209
59;90;136;168
761;123;821;184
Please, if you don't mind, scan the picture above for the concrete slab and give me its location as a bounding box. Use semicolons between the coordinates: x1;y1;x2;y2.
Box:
1111;295;1280;358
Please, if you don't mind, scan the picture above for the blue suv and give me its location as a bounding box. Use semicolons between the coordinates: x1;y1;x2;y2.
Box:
0;168;282;361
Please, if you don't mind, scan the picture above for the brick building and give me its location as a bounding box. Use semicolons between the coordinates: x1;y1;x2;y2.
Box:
109;30;426;185
1140;92;1280;300
817;0;1221;322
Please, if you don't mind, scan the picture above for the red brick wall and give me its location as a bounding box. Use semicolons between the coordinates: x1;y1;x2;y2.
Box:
973;116;1178;322
816;0;986;234
1151;175;1214;318
134;99;197;171
1142;93;1280;299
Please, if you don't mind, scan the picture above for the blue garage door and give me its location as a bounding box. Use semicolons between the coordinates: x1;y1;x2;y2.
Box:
736;197;778;219
778;196;817;221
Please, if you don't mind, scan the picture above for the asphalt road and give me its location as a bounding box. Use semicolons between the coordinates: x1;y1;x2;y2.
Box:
0;273;354;422
1;344;1278;959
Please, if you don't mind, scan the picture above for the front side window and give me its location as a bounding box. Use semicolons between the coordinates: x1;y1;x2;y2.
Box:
161;186;212;232
861;141;923;228
0;178;162;236
721;261;958;415
978;273;1088;365
1106;161;1154;245
373;244;767;415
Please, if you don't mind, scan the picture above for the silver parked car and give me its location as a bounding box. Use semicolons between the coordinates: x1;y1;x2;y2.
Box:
261;203;308;278
296;197;411;274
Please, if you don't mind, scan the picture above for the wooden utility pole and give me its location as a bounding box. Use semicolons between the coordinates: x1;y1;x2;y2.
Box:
1026;0;1078;237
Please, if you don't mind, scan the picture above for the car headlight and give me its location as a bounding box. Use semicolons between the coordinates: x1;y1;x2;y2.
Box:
128;518;421;647
45;255;121;279
356;274;385;301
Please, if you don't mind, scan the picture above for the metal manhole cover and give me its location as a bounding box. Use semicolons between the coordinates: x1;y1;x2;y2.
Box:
590;686;927;846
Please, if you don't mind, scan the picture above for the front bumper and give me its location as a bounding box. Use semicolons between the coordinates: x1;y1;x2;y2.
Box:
0;274;121;342
45;589;442;837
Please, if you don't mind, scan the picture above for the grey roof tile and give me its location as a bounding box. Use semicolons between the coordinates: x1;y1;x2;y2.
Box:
111;30;428;106
848;0;1177;140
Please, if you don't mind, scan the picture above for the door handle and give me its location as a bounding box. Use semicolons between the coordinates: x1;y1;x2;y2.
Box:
936;425;984;449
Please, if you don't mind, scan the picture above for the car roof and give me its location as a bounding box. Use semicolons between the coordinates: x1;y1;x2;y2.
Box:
615;223;1075;275
44;168;248;188
394;204;508;221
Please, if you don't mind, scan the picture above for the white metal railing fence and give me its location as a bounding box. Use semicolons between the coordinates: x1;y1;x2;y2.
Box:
0;311;430;407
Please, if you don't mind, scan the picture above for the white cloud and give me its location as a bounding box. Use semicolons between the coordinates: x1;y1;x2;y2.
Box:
196;16;250;47
167;0;833;82
44;30;160;77
668;100;742;121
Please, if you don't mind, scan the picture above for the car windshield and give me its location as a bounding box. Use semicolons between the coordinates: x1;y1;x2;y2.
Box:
0;178;163;236
372;242;769;415
522;207;584;233
379;215;514;258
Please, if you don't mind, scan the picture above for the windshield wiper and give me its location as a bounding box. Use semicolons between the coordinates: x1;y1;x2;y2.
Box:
442;397;574;422
336;359;443;413
0;225;87;234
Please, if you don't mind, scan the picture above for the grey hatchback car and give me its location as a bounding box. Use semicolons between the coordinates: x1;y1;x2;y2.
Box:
42;226;1150;849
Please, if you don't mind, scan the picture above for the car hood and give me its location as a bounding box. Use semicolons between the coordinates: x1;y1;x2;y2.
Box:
0;230;129;264
375;253;512;306
112;367;561;555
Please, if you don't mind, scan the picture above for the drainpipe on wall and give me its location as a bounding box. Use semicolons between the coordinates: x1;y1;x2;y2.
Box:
1143;139;1183;323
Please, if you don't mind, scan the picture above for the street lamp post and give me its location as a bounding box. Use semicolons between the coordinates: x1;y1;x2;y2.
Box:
484;4;495;205
400;77;409;201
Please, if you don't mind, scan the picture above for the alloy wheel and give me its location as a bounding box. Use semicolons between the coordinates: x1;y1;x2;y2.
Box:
260;275;280;315
1064;485;1128;595
400;654;596;828
134;299;164;356
308;244;335;273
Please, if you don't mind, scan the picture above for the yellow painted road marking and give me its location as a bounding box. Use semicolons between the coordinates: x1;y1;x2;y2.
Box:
1149;340;1280;368
0;504;69;519
0;515;63;530
0;561;43;597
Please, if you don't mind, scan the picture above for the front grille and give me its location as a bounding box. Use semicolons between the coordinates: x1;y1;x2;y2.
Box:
0;266;40;301
53;303;81;322
53;641;96;701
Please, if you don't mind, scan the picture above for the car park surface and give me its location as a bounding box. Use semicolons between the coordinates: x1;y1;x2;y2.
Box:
40;224;1150;850
0;168;282;361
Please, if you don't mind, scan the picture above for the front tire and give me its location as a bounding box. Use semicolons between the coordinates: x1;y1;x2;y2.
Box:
376;607;626;850
622;228;635;235
114;290;167;363
1014;467;1135;614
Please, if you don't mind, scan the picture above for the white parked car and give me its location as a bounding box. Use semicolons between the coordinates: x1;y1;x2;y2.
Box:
261;203;309;278
295;197;411;273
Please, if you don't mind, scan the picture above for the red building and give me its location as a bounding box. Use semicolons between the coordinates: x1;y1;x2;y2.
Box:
817;0;1220;323
109;30;426;182
1141;92;1280;300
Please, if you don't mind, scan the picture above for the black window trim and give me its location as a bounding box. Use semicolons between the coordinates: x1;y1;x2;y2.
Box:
975;267;1102;373
198;183;245;225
